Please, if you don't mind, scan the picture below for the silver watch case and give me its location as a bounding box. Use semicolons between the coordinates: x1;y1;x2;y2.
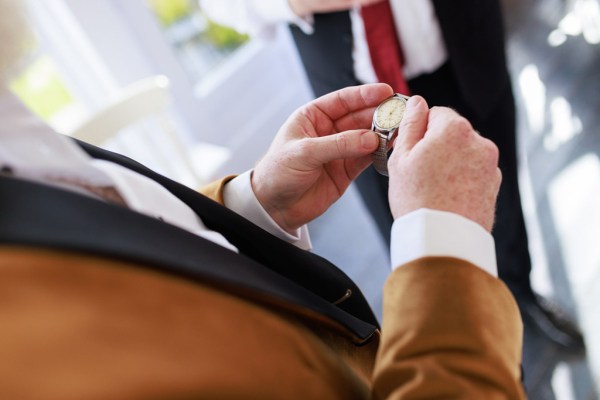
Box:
371;93;410;176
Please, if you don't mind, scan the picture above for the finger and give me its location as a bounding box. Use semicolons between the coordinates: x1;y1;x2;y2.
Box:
345;153;375;180
394;96;429;154
310;83;393;123
297;129;379;167
332;107;378;133
425;107;484;155
426;106;471;138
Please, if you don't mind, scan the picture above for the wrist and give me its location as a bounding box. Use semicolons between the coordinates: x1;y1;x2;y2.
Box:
388;184;496;233
250;170;298;235
224;171;311;249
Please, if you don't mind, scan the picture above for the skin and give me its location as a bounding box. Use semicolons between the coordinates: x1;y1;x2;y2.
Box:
252;83;390;233
1;1;499;234
388;96;502;231
252;84;502;234
288;0;385;17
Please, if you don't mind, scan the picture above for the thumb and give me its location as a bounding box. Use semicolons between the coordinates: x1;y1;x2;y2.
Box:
395;96;429;154
301;130;379;166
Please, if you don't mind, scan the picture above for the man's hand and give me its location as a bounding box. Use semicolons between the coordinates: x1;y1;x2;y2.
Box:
289;0;384;17
388;96;502;231
252;83;393;233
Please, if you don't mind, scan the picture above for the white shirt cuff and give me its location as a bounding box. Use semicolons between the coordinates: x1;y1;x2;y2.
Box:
390;209;498;277
222;170;312;251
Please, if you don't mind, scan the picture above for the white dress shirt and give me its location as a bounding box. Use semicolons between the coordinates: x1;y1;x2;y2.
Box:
0;88;310;253
0;88;497;277
199;0;448;81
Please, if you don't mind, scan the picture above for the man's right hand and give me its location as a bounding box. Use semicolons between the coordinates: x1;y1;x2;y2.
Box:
387;96;502;232
288;0;384;17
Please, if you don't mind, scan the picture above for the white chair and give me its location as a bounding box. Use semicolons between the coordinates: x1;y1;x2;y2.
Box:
67;75;230;188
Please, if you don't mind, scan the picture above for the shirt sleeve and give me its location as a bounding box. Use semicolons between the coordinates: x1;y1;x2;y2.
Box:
222;170;312;251
390;208;498;277
199;0;314;35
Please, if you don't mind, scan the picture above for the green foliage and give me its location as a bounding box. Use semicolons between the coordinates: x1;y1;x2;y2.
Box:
204;20;249;49
146;0;247;50
147;0;192;27
10;56;74;120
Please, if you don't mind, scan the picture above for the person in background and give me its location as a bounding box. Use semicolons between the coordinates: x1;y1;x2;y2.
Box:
200;0;585;352
0;0;527;397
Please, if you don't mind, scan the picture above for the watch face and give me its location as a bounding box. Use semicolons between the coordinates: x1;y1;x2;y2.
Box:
374;96;407;130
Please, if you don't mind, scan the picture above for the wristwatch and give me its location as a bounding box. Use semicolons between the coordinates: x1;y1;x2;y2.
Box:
371;93;410;176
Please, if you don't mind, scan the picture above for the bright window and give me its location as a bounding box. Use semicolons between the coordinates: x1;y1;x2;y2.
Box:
10;54;86;133
145;0;249;83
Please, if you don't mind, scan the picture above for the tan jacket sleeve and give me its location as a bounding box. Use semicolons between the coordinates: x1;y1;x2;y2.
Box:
201;177;526;398
198;175;238;205
372;257;526;399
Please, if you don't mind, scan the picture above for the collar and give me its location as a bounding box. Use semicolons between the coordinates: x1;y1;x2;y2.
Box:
0;174;379;342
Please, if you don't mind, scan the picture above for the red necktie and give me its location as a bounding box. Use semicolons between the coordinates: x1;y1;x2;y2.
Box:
361;1;410;95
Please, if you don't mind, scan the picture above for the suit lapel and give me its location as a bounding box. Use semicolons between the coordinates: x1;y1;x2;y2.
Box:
0;140;379;339
289;11;357;97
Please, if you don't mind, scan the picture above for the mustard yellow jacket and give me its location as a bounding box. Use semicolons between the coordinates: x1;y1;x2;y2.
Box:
0;176;524;399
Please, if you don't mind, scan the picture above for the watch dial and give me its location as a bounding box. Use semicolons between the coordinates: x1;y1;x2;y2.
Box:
374;97;406;129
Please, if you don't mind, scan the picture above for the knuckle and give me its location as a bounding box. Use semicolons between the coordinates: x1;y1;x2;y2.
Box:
439;114;474;143
399;118;416;135
479;138;499;164
487;140;500;163
450;116;473;136
496;168;503;186
335;133;350;155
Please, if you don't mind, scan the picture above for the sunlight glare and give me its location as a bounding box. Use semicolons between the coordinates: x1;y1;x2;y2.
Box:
544;97;582;152
548;29;568;47
548;153;600;388
552;0;600;45
518;64;546;136
548;153;600;294
552;362;576;400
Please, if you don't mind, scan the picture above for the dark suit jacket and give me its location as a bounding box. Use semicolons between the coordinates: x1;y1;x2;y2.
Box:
0;141;525;398
290;0;511;120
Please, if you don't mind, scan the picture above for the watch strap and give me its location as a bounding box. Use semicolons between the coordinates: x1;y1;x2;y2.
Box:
372;131;390;176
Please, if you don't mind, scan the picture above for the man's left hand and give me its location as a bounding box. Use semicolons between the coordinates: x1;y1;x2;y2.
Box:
252;83;392;233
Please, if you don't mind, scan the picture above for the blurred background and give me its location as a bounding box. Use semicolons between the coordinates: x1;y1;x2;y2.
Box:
10;0;599;398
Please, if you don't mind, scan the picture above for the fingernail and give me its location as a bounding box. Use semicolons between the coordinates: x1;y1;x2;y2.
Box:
362;131;379;150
